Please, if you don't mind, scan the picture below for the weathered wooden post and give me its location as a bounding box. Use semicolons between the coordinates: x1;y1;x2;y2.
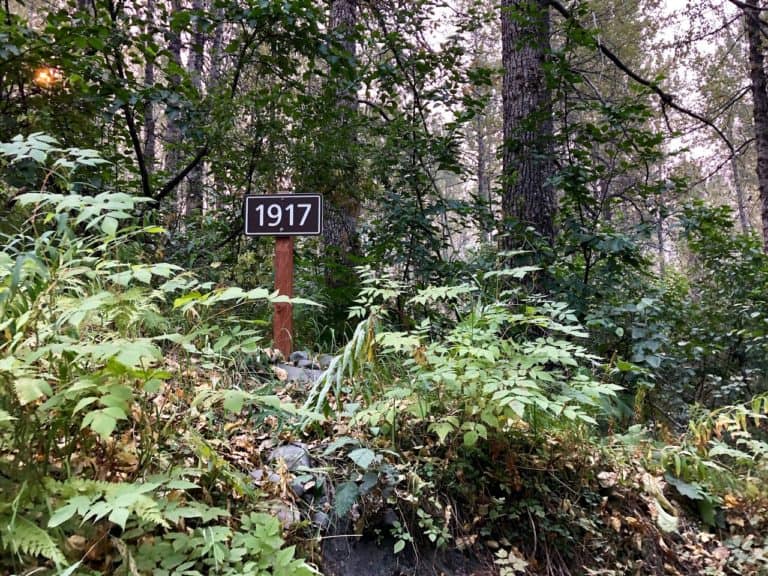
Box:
243;193;323;359
273;236;294;357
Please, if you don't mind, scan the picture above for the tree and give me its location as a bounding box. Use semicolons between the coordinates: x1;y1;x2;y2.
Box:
743;0;768;249
323;0;362;289
500;0;556;246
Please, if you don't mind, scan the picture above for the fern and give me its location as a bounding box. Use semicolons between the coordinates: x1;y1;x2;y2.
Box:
0;514;67;566
129;495;168;527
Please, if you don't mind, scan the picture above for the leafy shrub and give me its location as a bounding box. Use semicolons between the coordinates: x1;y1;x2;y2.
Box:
0;135;315;574
307;266;620;444
300;266;622;554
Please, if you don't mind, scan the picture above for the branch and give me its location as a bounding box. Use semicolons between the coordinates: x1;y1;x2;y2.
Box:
122;104;153;199
728;0;768;15
358;98;392;121
547;0;735;154
689;137;755;188
729;0;768;43
152;144;209;204
104;6;153;198
144;24;260;211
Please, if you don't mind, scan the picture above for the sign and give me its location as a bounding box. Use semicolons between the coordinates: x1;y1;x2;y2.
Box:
242;192;324;359
244;194;322;236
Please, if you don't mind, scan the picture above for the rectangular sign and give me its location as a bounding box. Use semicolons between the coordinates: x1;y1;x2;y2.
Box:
244;194;323;236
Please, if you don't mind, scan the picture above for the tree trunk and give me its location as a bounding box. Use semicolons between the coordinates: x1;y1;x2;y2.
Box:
209;3;225;211
500;0;555;246
165;0;184;224
185;0;206;217
324;0;361;283
143;0;156;176
657;191;666;275
476;119;494;242
745;0;768;250
731;153;751;233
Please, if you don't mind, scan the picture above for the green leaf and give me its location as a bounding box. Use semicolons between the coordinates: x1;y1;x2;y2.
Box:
213;287;245;302
114;340;161;367
83;410;118;439
165;480;199;490
48;503;79;528
393;539;406;554
697;497;716;527
14;377;52;405
101;216;118;236
72;396;99;415
58;561;84;576
134;268;152;284
645;355;662;369
322;436;359;456
108;507;130;530
429;421;456;443
223;390;247;413
334;482;359;516
616;360;635;372
348;448;376;470
463;430;478;447
664;474;704;500
0;409;16;424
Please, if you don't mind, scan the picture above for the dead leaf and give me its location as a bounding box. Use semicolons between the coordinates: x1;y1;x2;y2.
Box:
598;471;618;489
272;366;288;381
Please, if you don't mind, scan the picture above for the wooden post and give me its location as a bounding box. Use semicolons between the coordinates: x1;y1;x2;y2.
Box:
273;236;294;358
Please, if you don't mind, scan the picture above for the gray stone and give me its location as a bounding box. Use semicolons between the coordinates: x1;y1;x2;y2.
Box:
312;511;331;530
274;503;301;528
277;363;324;384
318;354;335;369
298;359;322;370
289;350;309;365
269;443;311;471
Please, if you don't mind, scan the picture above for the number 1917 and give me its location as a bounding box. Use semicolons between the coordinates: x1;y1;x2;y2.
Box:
254;203;313;227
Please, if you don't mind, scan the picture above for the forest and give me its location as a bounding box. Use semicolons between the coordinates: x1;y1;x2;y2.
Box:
2;0;768;574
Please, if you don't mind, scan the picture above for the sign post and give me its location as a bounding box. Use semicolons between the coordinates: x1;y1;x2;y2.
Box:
273;237;294;358
243;194;323;359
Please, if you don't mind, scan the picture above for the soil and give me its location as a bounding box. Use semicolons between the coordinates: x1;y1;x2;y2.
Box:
320;521;495;576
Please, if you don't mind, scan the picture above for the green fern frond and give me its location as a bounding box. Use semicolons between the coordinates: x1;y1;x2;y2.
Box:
131;495;168;528
0;514;67;566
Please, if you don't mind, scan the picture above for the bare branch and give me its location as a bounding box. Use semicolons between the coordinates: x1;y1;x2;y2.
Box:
547;0;736;155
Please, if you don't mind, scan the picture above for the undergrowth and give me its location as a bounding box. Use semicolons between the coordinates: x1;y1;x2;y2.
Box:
3;135;768;575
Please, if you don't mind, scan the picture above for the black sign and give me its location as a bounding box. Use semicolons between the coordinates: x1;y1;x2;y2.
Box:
244;194;323;236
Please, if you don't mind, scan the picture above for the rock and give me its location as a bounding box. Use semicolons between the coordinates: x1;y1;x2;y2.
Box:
277;363;324;384
318;354;335;369
274;503;301;528
269;443;311;471
297;358;322;370
272;366;288;381
249;467;285;487
289;350;309;365
312;511;331;530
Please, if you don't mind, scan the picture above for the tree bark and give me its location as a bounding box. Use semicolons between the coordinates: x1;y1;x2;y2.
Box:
500;0;556;246
185;0;206;216
165;0;184;222
143;0;156;176
745;0;768;249
324;0;361;284
731;152;751;232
